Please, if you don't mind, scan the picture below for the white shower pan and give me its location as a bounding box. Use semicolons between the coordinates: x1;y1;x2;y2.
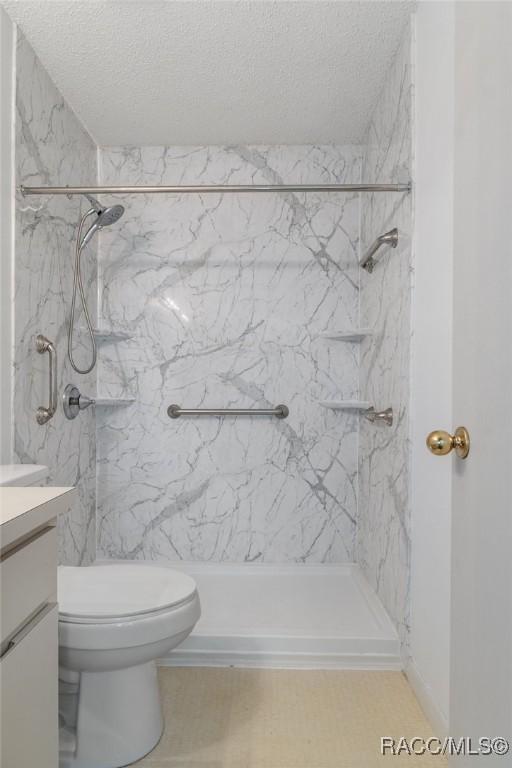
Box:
99;562;400;670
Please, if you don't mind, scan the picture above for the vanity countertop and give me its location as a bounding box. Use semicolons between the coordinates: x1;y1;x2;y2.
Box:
0;464;49;487
0;487;75;550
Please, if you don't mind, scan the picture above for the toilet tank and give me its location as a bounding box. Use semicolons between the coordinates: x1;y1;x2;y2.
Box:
0;464;49;486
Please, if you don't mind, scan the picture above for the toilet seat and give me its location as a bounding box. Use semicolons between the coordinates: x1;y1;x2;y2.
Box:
59;598;197;625
59;564;197;622
58;565;201;652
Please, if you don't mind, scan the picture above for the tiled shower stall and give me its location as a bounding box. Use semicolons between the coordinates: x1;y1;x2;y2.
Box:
13;23;412;661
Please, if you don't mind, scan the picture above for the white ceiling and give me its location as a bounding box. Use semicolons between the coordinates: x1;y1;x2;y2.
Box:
3;0;413;146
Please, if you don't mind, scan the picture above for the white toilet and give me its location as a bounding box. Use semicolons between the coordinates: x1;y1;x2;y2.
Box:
58;564;200;768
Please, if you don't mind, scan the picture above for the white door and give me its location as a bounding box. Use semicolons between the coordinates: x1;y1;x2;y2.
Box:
449;2;512;757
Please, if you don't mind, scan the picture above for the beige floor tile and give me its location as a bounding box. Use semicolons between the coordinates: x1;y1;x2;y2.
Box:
135;667;446;768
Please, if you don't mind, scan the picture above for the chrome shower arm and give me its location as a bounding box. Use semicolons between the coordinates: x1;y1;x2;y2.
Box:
360;228;399;273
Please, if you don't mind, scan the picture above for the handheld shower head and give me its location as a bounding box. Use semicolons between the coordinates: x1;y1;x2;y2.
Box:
68;198;125;375
79;198;125;250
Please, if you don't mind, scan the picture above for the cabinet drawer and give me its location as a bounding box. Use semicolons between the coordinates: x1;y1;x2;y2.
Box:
0;523;57;643
0;603;58;768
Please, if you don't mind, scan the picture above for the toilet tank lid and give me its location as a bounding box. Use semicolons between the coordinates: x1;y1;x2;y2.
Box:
0;464;49;486
58;565;198;619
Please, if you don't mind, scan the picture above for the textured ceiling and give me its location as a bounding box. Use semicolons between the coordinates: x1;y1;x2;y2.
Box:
3;0;413;146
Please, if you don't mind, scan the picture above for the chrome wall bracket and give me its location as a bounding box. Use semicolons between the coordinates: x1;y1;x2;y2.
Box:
63;384;95;420
364;407;393;426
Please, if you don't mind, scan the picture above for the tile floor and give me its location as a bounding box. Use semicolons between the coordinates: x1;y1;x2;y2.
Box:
135;668;446;767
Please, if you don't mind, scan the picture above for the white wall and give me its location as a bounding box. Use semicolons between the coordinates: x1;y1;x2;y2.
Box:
0;6;14;463
408;3;454;736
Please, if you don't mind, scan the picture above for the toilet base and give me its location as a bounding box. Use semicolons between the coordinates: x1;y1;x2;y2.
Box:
59;661;163;768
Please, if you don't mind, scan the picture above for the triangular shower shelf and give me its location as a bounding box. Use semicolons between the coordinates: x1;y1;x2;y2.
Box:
94;398;135;407
93;328;133;343
320;328;373;342
318;400;371;411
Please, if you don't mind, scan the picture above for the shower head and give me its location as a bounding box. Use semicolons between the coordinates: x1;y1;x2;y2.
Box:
95;204;125;228
79;196;125;249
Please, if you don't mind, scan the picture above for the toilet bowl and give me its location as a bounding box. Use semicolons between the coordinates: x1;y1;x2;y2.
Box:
58;564;200;768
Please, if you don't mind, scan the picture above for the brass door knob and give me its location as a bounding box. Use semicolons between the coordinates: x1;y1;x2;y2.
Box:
426;427;470;459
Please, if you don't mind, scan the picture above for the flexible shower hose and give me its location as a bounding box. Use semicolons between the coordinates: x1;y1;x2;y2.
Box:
68;208;97;374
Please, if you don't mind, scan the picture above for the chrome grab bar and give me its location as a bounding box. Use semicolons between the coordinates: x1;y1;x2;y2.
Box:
167;404;289;419
35;334;57;425
360;228;398;273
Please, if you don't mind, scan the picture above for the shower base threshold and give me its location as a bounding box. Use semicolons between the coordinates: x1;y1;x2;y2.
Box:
160;562;400;670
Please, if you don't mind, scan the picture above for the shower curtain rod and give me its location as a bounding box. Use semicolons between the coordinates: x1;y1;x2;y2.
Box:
20;182;411;196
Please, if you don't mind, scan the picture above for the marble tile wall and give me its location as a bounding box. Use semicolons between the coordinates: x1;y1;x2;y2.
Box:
356;26;413;647
14;33;97;564
96;145;362;562
11;28;413;631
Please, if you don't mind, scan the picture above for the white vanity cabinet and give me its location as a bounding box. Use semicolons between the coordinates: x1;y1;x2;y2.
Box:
0;485;75;768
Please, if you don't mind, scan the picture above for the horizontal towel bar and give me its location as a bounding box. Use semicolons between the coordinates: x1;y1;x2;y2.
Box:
167;404;289;419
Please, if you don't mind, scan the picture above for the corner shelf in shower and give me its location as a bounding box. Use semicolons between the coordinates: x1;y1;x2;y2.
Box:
94;397;135;407
92;328;133;344
319;400;371;411
320;328;373;342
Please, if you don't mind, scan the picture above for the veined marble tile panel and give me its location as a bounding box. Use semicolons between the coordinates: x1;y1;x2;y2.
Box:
14;33;97;564
96;145;362;562
357;27;413;648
